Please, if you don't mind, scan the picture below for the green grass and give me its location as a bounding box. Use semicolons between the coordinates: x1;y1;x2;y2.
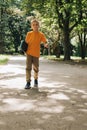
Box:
45;55;87;65
0;55;9;65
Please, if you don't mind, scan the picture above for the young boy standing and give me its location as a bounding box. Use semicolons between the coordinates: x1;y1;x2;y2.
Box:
25;19;48;89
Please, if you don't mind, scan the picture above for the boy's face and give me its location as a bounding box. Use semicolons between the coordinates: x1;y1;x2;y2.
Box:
31;22;39;31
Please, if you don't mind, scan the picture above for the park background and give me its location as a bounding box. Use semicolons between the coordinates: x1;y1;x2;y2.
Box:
0;0;87;61
0;1;87;130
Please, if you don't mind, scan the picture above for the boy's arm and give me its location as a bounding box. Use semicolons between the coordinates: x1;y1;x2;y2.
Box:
25;32;29;44
44;42;48;48
41;33;48;48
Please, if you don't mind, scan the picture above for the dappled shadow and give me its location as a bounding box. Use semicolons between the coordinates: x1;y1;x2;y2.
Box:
8;55;26;66
0;85;87;130
0;73;25;80
0;56;87;130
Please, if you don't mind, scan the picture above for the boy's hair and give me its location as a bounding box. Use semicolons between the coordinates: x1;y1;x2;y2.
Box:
31;19;39;25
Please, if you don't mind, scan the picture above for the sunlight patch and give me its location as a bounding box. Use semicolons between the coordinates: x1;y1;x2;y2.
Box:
78;109;87;113
0;78;25;89
62;116;75;121
37;105;65;113
0;121;5;125
0;98;36;112
47;93;70;100
81;95;87;99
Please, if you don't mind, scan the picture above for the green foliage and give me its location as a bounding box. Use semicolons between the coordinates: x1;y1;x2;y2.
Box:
0;0;31;54
0;0;9;53
0;55;9;65
0;0;87;59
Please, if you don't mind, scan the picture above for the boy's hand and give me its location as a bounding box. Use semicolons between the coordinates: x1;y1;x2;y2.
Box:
44;43;48;48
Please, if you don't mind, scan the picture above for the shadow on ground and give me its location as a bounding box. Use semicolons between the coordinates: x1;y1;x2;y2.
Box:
0;85;87;130
0;56;87;130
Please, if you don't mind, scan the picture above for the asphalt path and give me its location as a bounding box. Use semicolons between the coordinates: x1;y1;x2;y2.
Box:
0;55;87;130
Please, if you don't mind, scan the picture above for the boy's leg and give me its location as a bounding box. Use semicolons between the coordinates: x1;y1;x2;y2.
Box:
26;54;32;83
33;56;39;86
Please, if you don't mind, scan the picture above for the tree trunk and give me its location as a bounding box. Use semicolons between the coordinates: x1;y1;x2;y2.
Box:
79;30;86;59
63;30;71;60
0;6;4;54
81;45;86;59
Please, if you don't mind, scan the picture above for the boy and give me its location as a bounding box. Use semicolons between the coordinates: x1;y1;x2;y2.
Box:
25;19;48;89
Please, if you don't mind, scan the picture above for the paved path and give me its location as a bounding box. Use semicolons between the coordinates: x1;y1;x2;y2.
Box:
0;55;87;130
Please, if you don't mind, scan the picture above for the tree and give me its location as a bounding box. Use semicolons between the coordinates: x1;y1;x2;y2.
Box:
21;0;87;60
54;0;84;60
0;0;9;53
0;0;30;53
77;27;87;59
0;0;20;53
75;1;87;59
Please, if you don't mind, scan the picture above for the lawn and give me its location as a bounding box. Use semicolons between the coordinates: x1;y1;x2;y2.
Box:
45;55;87;65
0;55;9;65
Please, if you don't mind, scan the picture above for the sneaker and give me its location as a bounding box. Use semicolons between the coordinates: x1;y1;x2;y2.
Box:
25;82;31;89
34;79;38;87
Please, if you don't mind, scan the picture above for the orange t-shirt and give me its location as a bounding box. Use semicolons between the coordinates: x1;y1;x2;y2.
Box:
25;31;47;57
